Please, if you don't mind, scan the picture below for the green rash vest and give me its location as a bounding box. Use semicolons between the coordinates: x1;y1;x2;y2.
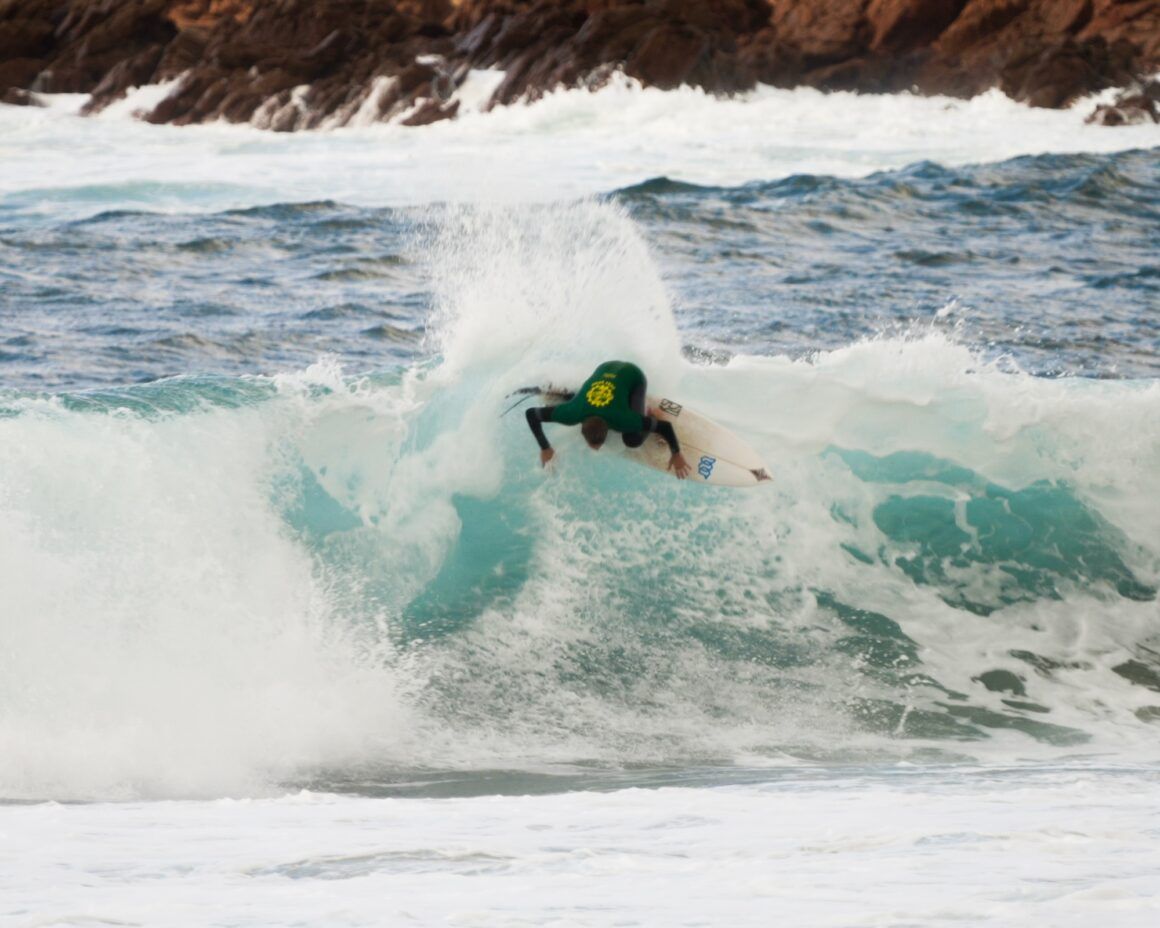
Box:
549;361;646;432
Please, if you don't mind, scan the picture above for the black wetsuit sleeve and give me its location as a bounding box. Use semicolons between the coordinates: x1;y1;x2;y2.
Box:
644;417;681;454
526;406;554;450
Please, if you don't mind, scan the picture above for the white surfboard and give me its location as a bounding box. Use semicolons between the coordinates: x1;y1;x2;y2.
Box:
641;394;772;487
534;388;772;488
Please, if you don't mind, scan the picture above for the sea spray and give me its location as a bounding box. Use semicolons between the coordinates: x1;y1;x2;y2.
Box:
1;179;1158;801
418;199;681;386
4;83;1159;226
0;380;417;799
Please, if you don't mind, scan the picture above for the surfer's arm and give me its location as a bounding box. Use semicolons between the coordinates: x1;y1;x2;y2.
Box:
643;416;681;454
525;406;555;450
643;416;689;479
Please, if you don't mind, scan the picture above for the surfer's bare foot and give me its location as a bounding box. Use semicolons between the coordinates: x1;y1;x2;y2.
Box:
669;452;691;479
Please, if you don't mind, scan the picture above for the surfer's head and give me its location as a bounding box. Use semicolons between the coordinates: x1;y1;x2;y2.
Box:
581;417;608;449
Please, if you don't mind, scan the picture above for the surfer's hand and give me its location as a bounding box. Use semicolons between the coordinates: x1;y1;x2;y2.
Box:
669;452;691;479
540;448;555;468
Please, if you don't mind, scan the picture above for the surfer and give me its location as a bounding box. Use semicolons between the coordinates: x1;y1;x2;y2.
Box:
525;360;692;479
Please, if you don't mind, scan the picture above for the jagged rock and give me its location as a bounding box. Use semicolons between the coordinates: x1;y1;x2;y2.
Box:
1087;79;1160;125
0;57;45;92
42;0;176;93
143;66;224;123
0;0;1157;129
0;13;56;60
1043;0;1093;35
1000;35;1138;108
2;86;43;106
866;0;966;54
1084;0;1160;64
155;27;211;79
82;44;165;114
625;24;709;89
402;96;459;126
766;0;868;64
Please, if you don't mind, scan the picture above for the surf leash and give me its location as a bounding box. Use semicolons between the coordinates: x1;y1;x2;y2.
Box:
500;387;541;418
500;385;575;417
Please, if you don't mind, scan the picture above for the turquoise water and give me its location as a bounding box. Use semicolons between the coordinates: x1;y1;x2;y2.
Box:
1;127;1158;801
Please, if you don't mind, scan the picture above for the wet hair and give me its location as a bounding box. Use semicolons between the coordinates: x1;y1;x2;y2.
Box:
581;417;609;448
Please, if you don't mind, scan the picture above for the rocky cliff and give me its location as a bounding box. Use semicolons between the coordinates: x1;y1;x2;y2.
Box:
1;1;1157;127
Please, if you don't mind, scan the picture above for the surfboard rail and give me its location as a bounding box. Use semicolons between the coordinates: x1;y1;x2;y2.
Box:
644;394;772;488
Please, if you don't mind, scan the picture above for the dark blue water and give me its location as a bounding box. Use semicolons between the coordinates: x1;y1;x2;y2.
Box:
626;151;1160;378
2;149;1157;390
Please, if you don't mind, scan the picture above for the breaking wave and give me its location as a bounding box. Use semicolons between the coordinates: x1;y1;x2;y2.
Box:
1;199;1158;801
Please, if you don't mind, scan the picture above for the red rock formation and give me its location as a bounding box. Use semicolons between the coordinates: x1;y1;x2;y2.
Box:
0;0;1157;129
2;86;43;106
1088;78;1160;124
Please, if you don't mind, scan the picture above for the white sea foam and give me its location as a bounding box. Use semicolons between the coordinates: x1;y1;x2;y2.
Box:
4;769;1160;927
1;75;1158;219
1;198;1158;800
0;387;421;800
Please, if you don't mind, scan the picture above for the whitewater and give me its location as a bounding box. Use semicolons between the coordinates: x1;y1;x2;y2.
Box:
2;76;1159;926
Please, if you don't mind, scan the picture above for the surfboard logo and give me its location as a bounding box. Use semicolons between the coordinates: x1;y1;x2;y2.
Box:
697;455;716;479
750;468;772;482
586;380;615;407
659;398;683;416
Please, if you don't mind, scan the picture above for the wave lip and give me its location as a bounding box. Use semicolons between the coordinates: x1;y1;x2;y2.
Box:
3;322;1159;801
2;145;1160;799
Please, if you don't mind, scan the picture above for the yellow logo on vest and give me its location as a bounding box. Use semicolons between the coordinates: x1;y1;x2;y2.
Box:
586;380;615;407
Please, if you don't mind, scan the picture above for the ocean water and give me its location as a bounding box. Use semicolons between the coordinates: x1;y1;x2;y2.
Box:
1;78;1159;926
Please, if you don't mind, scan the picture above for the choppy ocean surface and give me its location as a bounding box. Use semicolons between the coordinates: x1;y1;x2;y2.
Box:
1;81;1159;926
